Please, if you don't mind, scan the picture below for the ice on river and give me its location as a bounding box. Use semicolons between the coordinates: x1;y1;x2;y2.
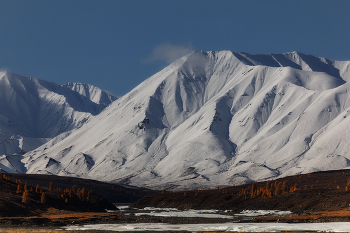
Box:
107;207;291;219
135;209;234;219
143;207;179;211
235;210;292;216
64;222;350;232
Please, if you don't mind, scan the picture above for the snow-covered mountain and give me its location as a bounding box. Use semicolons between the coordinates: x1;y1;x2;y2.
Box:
4;51;350;190
63;82;117;106
0;71;115;172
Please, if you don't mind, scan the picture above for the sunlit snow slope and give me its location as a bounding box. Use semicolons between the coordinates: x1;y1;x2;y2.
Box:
0;71;113;173
13;51;350;189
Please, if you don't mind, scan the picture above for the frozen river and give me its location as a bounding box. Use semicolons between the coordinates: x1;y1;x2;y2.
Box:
63;207;350;232
64;222;350;232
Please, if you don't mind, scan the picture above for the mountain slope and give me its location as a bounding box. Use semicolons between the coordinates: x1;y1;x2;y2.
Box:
0;71;113;172
63;82;117;106
11;51;350;189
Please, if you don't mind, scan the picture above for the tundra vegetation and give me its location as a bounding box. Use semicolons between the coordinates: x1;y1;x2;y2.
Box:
134;169;350;219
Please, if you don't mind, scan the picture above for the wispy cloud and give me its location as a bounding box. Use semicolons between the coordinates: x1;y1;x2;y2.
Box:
145;42;194;64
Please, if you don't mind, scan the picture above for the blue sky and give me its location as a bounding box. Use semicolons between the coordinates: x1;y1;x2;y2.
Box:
0;0;349;96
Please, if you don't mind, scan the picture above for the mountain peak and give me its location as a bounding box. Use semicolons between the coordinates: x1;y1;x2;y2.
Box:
0;72;115;162
2;51;350;190
63;82;118;106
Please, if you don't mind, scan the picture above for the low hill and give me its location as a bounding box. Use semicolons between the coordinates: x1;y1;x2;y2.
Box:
133;169;350;214
10;173;155;204
0;173;116;217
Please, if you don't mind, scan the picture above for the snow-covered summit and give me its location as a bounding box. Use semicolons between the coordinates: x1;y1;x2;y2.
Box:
63;82;117;106
4;51;350;190
0;71;114;171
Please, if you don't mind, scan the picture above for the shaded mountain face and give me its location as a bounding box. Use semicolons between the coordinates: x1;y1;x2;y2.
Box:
4;51;350;190
63;82;117;106
0;71;115;171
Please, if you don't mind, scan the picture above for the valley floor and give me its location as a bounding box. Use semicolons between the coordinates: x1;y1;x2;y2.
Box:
2;206;350;232
3;170;350;232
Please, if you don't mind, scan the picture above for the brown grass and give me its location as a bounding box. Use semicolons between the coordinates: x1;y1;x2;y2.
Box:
0;231;62;233
0;231;103;233
0;232;312;233
256;210;350;221
0;207;117;223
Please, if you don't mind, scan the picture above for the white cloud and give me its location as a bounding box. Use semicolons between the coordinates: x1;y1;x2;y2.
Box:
146;42;194;64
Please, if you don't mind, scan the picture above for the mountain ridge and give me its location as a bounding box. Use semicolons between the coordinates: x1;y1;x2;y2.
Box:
2;51;350;190
63;82;117;106
0;71;116;172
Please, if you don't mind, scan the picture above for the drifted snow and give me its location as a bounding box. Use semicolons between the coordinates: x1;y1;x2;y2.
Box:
5;51;350;189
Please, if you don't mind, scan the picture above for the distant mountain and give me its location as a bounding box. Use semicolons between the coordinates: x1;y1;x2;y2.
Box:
0;71;114;172
3;51;350;190
63;82;117;106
